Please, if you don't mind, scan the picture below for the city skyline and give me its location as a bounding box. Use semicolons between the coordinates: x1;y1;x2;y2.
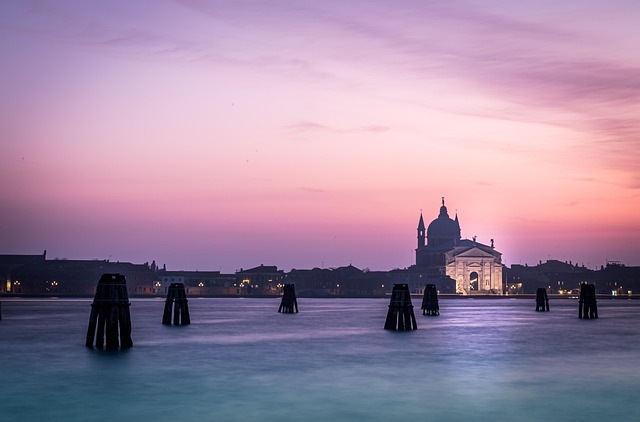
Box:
2;1;639;272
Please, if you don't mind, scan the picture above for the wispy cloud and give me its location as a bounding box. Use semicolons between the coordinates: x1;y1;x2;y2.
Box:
361;125;389;133
286;121;390;136
4;1;637;145
287;121;331;133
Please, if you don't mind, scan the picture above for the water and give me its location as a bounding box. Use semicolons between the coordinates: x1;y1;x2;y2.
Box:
1;297;639;421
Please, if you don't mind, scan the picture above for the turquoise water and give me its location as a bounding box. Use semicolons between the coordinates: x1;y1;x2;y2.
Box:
1;297;639;421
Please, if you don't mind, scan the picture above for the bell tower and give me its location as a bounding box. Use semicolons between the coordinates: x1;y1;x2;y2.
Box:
417;212;426;248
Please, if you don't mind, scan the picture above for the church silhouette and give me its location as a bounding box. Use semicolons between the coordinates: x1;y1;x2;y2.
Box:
415;198;503;295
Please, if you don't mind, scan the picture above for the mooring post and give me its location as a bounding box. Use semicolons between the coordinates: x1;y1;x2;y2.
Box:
589;284;598;318
278;284;298;313
162;283;191;325
86;273;133;349
579;283;598;319
384;284;417;330
421;284;439;316
535;288;549;312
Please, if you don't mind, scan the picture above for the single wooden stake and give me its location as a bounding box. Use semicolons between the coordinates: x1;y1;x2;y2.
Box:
421;284;440;316
278;284;299;313
535;288;550;312
162;283;191;325
384;284;417;330
86;273;133;349
578;283;598;319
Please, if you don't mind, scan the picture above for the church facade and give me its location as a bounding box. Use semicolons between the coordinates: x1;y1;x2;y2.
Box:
415;198;504;295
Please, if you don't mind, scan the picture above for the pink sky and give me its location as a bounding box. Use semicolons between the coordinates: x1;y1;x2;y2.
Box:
1;0;639;271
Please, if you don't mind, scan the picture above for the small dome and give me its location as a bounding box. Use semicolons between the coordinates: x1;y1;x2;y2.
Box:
427;199;460;243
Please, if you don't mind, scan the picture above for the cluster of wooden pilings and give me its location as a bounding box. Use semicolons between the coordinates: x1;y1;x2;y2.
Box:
85;273;133;349
421;284;439;316
579;283;598;319
162;283;191;325
384;284;417;330
535;288;549;312
278;284;299;313
34;273;612;349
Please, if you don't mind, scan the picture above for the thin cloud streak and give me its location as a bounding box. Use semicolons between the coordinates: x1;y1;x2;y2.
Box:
287;121;390;135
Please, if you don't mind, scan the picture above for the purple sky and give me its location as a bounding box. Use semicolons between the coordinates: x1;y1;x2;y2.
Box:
1;0;639;271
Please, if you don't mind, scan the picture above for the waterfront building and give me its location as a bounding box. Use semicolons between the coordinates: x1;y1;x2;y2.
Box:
0;251;46;294
1;252;155;295
236;264;285;295
387;267;457;295
505;260;640;296
158;270;236;296
414;198;503;295
506;260;592;294
596;262;640;296
286;265;389;297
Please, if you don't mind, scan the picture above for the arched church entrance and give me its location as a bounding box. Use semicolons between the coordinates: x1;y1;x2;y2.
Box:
469;271;478;291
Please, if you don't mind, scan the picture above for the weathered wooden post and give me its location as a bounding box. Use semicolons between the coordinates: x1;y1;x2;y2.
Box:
578;283;598;319
86;273;133;349
278;284;299;313
421;284;439;316
384;284;417;330
162;283;191;325
535;288;549;312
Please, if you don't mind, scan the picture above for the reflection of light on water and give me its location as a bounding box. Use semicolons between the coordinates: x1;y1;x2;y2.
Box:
139;327;371;347
2;298;640;422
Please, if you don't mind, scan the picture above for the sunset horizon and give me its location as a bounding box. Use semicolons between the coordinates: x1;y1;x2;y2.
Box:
2;1;639;272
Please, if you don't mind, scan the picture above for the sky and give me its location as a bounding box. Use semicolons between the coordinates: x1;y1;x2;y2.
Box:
1;0;639;272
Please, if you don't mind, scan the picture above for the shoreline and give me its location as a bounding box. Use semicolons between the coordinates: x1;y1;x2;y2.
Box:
2;293;638;300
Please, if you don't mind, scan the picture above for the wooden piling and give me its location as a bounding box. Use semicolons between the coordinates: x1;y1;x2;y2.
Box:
278;284;298;313
85;273;133;349
578;283;598;319
162;283;191;325
421;284;439;316
384;284;417;330
535;288;549;312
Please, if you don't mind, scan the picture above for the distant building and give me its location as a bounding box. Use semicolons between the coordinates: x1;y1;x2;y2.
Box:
505;260;640;295
287;265;388;297
506;260;592;294
158;270;236;296
0;251;47;294
235;264;285;295
287;267;335;296
1;251;155;295
596;262;640;296
387;267;456;295
330;265;388;297
414;198;503;295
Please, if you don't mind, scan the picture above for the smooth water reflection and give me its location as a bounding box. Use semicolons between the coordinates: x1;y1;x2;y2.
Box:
1;298;639;421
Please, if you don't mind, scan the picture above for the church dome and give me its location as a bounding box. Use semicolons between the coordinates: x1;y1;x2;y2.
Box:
427;199;461;244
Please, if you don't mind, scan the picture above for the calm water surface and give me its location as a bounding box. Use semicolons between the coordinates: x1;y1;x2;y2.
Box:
1;297;639;421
